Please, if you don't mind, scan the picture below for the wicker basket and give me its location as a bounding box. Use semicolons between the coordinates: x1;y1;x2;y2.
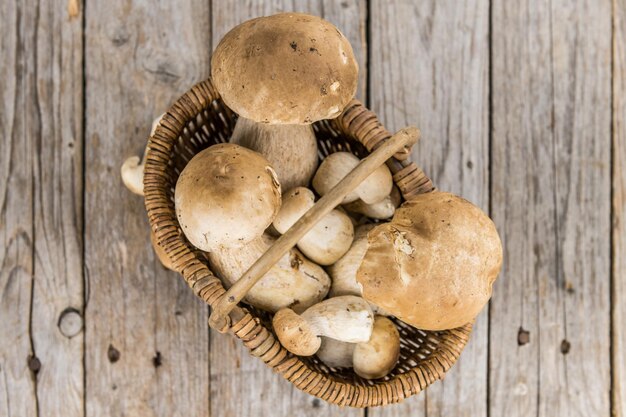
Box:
144;79;472;407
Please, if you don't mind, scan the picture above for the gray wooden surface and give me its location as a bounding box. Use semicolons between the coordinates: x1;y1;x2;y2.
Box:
0;1;623;416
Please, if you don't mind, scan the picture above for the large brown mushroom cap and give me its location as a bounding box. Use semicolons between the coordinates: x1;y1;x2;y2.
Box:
175;143;281;251
211;13;358;125
357;191;503;330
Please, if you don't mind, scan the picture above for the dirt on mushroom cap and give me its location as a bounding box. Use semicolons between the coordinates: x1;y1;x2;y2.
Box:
211;12;358;125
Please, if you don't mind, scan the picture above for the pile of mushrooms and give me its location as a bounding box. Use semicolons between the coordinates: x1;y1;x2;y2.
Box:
121;12;503;381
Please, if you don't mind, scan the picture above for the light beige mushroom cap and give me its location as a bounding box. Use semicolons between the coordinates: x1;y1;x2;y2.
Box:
175;143;281;251
357;191;503;330
211;13;358;125
273;187;354;265
353;316;400;379
273;309;321;356
312;152;393;204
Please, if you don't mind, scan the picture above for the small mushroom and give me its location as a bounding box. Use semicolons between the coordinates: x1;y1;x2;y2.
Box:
357;191;503;330
353;316;400;379
344;186;401;220
316;316;401;380
273;295;374;356
212;13;358;191
208;233;330;313
120;114;164;196
272;187;354;265
175;143;281;252
312;152;393;204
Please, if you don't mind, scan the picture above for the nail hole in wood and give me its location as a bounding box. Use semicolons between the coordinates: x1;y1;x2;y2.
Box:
153;351;162;368
560;339;571;354
517;327;530;346
27;354;41;373
108;344;121;363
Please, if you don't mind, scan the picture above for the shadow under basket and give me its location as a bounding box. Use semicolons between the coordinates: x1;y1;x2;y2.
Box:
143;78;472;408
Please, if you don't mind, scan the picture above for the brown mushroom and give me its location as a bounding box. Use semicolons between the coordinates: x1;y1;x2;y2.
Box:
356;191;503;330
211;13;358;191
174;143;281;252
273;295;374;356
315;315;400;380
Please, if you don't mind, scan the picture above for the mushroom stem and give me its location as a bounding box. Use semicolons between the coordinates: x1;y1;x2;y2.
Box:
230;117;319;192
272;295;374;356
208;234;330;313
120;114;164;196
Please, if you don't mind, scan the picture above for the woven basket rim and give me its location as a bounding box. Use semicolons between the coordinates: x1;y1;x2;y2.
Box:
143;78;473;408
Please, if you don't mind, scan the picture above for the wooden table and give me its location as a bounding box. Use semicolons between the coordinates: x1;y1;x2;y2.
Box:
1;1;624;416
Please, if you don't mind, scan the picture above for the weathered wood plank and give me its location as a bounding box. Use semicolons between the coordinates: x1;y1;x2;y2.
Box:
490;1;612;416
613;0;626;415
369;1;490;416
0;0;38;415
84;1;211;416
29;1;84;417
210;2;366;415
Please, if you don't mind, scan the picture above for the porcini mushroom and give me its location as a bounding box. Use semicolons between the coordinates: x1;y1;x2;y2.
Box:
121;114;164;196
316;316;400;380
344;185;401;220
353;316;400;379
211;13;358;191
357;191;503;330
208;233;330;313
175;143;281;252
272;187;354;265
272;295;373;356
312;152;393;204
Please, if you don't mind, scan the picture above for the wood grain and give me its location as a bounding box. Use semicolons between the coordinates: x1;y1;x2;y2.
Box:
613;0;626;415
84;1;211;416
490;1;612;416
210;2;366;415
29;1;85;416
0;0;38;415
369;1;490;416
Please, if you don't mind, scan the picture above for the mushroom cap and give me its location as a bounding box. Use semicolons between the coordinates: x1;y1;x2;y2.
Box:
273;308;321;356
353;316;400;379
175;143;281;251
312;152;393;204
357;191;503;330
273;187;354;265
211;13;358;125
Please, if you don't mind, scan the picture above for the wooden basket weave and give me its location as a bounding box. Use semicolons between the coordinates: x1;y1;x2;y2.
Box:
144;79;472;407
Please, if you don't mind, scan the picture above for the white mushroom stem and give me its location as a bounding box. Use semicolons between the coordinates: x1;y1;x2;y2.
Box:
344;186;401;220
312;152;393;204
208;234;330;313
316;337;355;368
272;187;354;265
328;224;390;316
273;295;374;356
120;113;164;196
230;117;319;192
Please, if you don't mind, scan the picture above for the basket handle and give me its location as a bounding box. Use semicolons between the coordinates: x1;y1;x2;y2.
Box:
208;127;420;332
